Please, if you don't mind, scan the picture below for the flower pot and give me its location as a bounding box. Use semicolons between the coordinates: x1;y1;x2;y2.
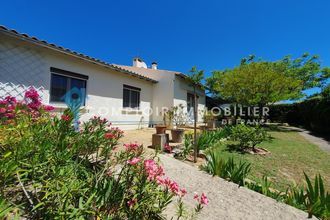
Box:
171;128;185;143
155;125;167;134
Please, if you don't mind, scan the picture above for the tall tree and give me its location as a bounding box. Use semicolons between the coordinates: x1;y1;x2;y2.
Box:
187;67;204;163
207;54;328;106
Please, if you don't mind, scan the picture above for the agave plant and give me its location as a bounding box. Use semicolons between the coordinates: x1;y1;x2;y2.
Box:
225;157;251;186
201;149;226;177
303;173;330;219
284;173;330;219
201;149;251;186
284;185;306;210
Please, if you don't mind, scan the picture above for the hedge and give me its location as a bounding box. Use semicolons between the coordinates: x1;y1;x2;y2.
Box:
269;97;330;134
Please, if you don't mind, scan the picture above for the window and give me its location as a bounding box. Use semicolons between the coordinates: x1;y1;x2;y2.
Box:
187;92;198;120
50;67;88;106
123;84;141;109
187;93;195;112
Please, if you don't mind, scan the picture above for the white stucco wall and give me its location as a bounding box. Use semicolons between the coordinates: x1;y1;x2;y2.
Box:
173;76;206;123
0;35;154;130
149;72;175;124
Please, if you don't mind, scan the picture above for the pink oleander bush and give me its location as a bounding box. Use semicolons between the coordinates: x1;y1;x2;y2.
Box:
0;89;207;219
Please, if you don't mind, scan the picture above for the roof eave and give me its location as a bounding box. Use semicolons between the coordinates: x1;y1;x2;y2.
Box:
0;26;158;84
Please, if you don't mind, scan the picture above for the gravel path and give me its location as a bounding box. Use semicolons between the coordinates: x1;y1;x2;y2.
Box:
121;129;314;219
160;154;314;220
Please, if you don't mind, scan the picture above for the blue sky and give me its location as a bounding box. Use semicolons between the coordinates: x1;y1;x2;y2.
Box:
1;0;330;95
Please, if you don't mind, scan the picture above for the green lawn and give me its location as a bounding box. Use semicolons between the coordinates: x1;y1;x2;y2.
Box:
213;130;330;192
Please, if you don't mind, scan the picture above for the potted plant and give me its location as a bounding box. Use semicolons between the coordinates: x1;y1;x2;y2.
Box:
162;108;174;129
170;105;186;143
155;124;167;134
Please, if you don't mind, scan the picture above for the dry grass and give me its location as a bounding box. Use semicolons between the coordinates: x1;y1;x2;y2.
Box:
213;130;330;191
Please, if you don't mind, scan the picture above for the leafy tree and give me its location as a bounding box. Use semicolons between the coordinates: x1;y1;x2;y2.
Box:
207;54;329;106
321;84;330;98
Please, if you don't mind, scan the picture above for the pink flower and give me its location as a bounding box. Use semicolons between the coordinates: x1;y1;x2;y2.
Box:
44;105;55;111
127;198;137;208
164;144;172;153
159;177;182;195
4;96;17;104
193;192;209;206
156;176;164;185
193;192;199;200
61;114;71;121
180;188;187;197
24;88;42;110
200;193;209;205
0;108;6;114
124;143;141;151
4;113;15;119
24;88;39;100
169;181;179;194
104;132;115;139
144;159;164;180
127;157;141;165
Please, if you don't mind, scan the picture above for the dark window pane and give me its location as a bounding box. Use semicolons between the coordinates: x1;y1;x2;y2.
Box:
123;86;140;108
187;93;194;111
131;90;139;108
71;78;86;106
51;74;68;102
123;88;130;108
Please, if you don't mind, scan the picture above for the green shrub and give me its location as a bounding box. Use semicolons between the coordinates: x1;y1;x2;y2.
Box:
201;149;251;186
230;124;270;151
196;127;231;150
182;134;194;159
269;98;330;134
0;89;207;219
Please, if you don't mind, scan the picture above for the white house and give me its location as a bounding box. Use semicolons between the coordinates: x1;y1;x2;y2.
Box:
0;25;205;130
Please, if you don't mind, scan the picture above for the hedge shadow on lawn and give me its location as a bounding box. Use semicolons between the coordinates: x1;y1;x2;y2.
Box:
265;124;330;145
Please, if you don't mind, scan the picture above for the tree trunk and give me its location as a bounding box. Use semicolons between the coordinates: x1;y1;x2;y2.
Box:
193;86;198;163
